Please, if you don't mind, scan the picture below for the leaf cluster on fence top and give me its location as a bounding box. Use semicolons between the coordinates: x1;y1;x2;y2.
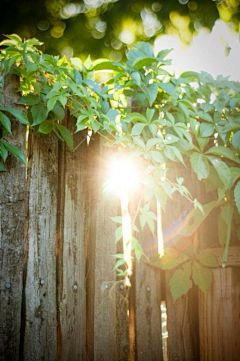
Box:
0;34;240;301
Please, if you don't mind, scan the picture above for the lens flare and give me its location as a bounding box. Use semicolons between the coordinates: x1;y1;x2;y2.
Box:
107;156;140;195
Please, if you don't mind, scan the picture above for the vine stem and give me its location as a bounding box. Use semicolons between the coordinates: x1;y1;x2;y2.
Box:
120;190;133;287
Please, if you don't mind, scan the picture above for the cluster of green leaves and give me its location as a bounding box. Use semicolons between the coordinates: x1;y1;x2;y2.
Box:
0;35;240;301
151;245;219;302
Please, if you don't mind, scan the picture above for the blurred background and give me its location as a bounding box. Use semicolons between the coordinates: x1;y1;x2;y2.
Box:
1;0;240;78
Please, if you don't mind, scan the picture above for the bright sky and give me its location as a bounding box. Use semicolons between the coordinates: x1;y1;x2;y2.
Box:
155;20;240;81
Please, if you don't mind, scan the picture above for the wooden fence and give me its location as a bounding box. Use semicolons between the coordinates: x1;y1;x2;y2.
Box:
0;74;240;361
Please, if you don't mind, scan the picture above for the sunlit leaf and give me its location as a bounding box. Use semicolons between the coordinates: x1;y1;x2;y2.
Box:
196;253;219;268
190;152;209;180
150;247;190;270
169;261;192;302
232;131;240;152
131;122;146;136
205;146;240;164
234;181;240;213
207;156;233;189
192;261;212;293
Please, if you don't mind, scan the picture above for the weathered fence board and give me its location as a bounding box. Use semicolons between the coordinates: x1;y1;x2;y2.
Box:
199;267;240;361
0;73;26;361
57;117;87;360
200;246;240;267
23;132;58;360
2;76;240;361
165;270;199;361
86;136;127;361
134;228;163;361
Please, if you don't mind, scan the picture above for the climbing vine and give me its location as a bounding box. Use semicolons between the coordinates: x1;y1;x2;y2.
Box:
1;34;240;301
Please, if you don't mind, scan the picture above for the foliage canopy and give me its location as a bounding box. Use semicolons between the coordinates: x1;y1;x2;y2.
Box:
0;34;240;301
0;0;239;59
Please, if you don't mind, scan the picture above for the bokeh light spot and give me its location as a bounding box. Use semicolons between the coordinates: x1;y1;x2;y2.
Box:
119;30;135;44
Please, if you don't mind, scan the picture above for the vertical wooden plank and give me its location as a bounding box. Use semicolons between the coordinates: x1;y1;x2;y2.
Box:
165;270;199;360
86;136;129;361
23;132;58;360
57;117;86;360
0;74;26;361
199;267;240;361
133;228;163;361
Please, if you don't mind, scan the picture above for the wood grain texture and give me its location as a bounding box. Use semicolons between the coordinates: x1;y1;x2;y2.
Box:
165;270;200;361
57;117;87;361
199;267;240;361
23;133;58;360
0;73;26;361
86;136;128;361
200;246;240;267
133;228;163;361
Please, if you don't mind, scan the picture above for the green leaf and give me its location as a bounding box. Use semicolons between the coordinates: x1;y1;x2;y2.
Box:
150;150;164;163
169;261;192;302
38;120;53;134
230;167;240;185
113;258;125;271
205;146;240;164
0;111;11;134
132;57;158;69
124;113;147;123
180;201;217;237
1;33;22;45
18;94;40;106
158;82;176;97
115;226;123;243
192;261;212;293
110;216;122;224
0;107;29;125
165;134;179;144
0;161;7;171
134;242;143;262
190;152;209;180
131;71;141;86
131;123;146;136
52;104;65;121
2;141;25;164
0;141;8;161
234;181;240;212
146;138;162;152
232;131;240;152
143;83;158;106
207;156;233;189
70;57;83;70
47;96;58;112
91;59;122;71
55;123;73;149
157;48;173;59
200;123;214;137
196;253;219;268
164;145;185;164
218;203;234;265
150;247;190;270
31;104;48;126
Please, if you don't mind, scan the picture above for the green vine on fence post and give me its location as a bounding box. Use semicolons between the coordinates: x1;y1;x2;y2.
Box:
0;34;240;301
